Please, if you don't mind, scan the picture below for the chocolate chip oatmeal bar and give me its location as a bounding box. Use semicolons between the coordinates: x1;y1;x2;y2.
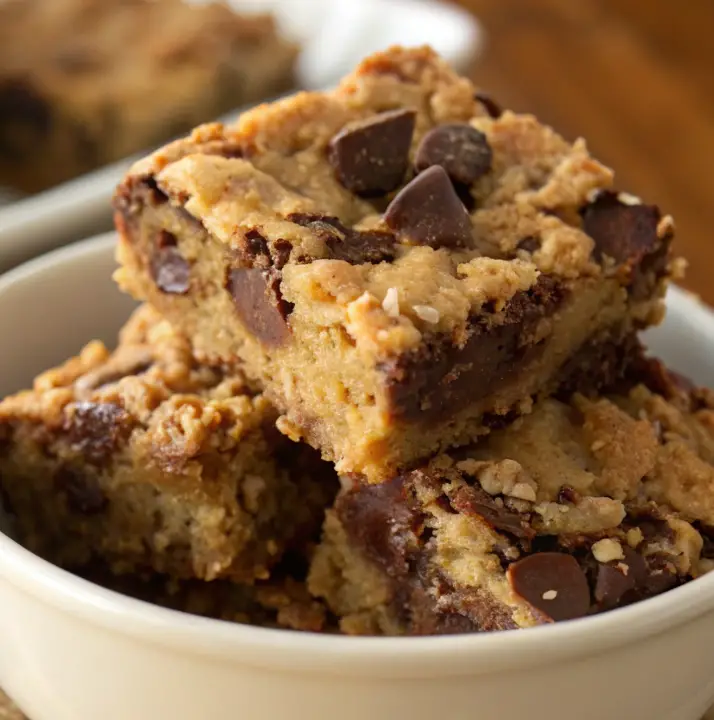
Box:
0;0;297;193
0;305;335;582
114;46;676;482
309;357;714;634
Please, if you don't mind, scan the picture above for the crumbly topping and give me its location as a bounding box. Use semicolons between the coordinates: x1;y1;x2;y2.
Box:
0;305;274;463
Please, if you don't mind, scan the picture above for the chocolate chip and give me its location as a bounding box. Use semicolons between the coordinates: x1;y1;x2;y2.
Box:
474;91;503;119
328;109;416;195
245;229;269;258
64;402;133;464
637;553;677;596
557;486;581;505
449;484;535;539
594;563;636;608
581;191;661;267
517;236;540;253
329;229;396;264
383;166;473;248
55;467;106;515
415;124;493;185
144;177;168;206
288;213;396;264
336;477;417;579
226;268;291;346
150;232;190;294
273;239;293;270
507;553;591;621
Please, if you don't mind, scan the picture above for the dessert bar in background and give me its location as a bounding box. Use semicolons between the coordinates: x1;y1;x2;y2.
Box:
0;0;298;193
0;305;336;583
309;357;714;635
114;46;677;483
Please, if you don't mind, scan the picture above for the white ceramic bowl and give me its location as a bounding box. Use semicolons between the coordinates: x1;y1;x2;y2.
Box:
1;234;714;720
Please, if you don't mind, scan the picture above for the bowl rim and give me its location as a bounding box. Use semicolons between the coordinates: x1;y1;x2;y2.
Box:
1;234;714;679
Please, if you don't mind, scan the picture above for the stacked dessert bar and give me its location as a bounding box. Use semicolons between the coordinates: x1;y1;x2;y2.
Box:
1;47;712;634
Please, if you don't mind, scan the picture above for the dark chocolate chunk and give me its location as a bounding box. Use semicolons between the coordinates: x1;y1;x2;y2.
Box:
594;563;636;608
226;268;292;346
517;236;540;253
288;213;396;264
637;552;677;596
558;486;581;505
380;276;565;424
63;402;134;464
449;483;535;539
507;552;591;621
144;177;169;206
245;229;269;259
336;478;417;579
239;230;294;271
329;228;396;264
415;124;493;185
581;191;661;267
272;239;293;270
383;166;473;248
328;109;416;195
54;467;107;515
150;232;190;295
474;91;503;119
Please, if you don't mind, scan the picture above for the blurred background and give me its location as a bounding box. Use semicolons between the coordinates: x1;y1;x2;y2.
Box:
455;0;714;304
1;0;713;303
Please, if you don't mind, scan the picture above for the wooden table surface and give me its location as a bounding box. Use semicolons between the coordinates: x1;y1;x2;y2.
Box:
457;0;714;305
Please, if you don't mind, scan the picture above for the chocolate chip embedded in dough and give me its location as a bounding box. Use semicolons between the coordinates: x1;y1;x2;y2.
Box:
507;552;591;621
474;91;503;119
383;166;473;249
55;467;107;515
327;228;396;264
415;124;493;185
288;213;396;264
517;236;540;253
594;563;636;608
150;231;190;294
581;191;661;266
64;402;134;464
227;268;292;346
449;483;535;539
328;109;416;195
